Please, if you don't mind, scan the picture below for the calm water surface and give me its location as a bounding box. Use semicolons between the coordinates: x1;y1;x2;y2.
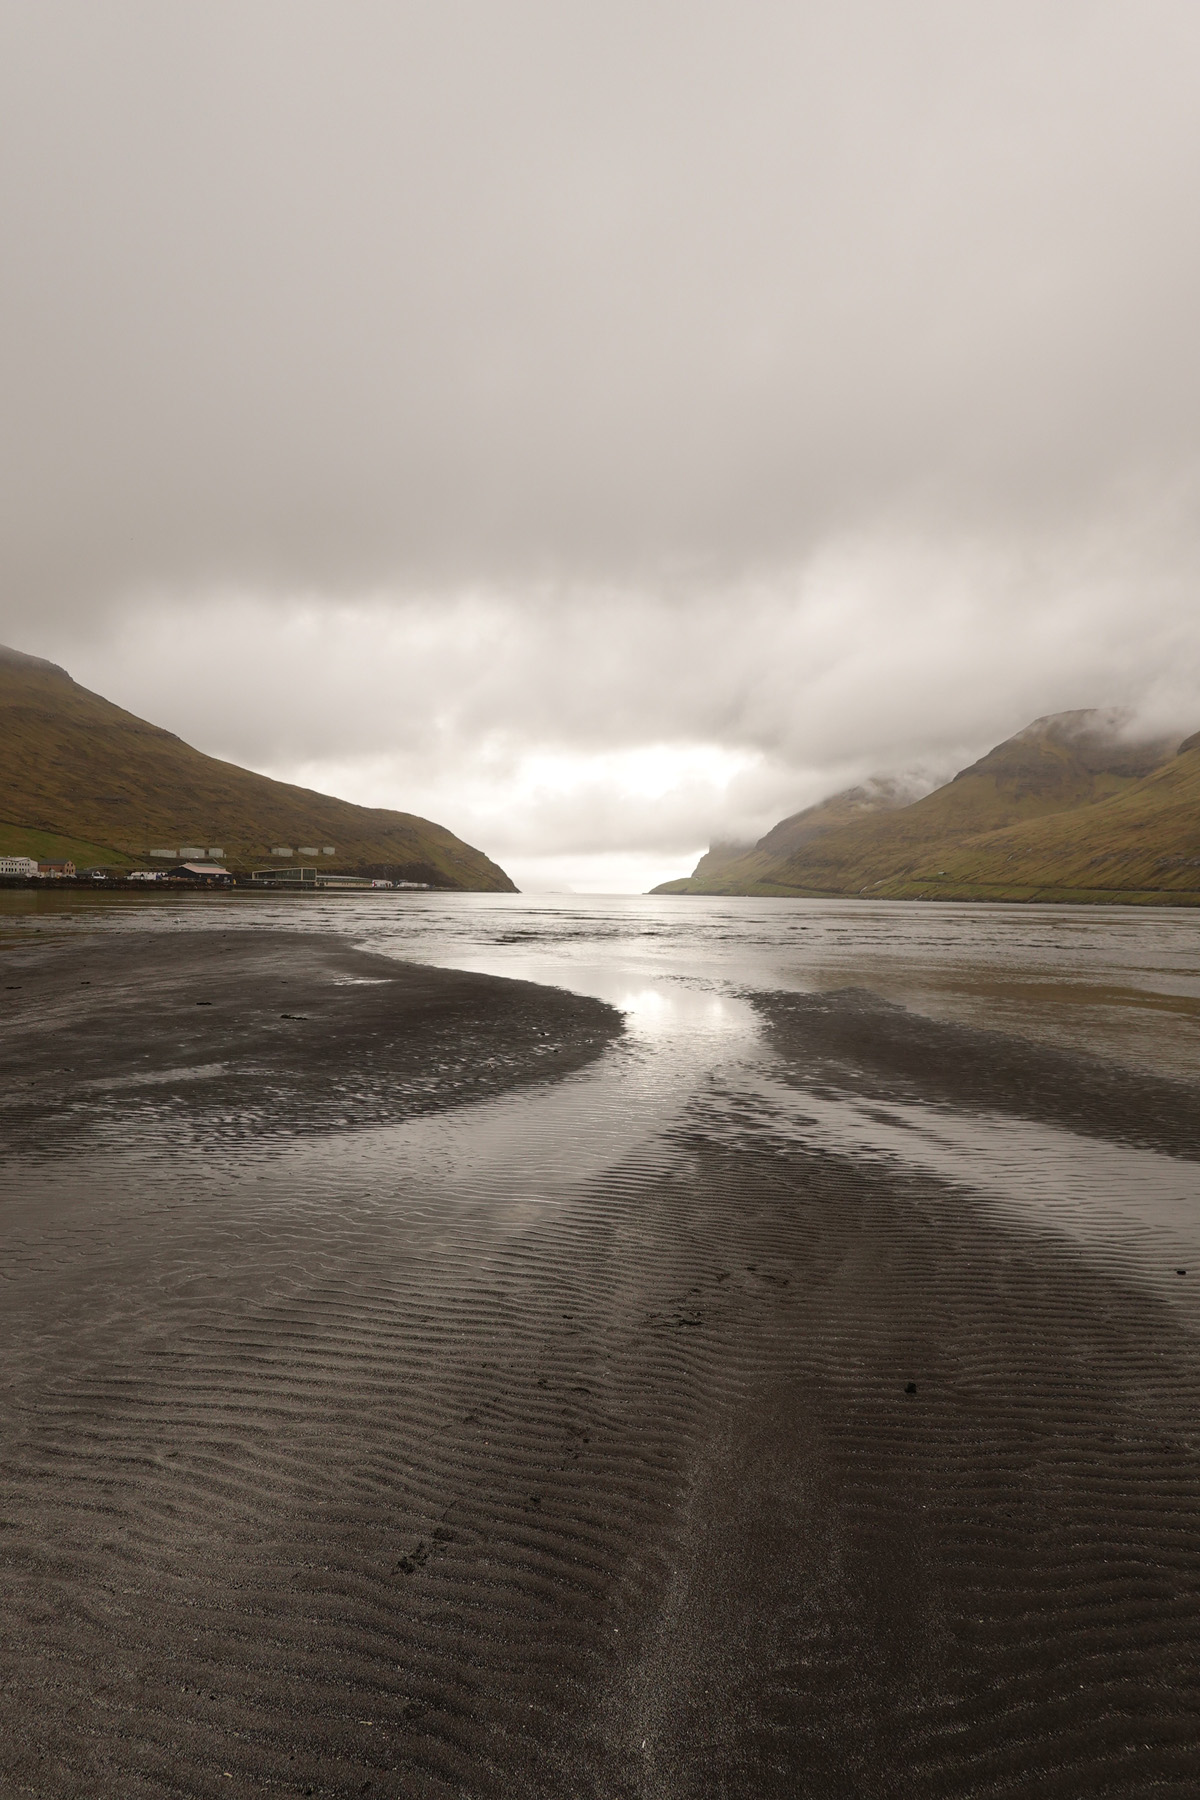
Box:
5;890;1200;1308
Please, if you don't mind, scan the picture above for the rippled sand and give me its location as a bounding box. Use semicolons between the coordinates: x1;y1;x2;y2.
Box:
4;898;1200;1797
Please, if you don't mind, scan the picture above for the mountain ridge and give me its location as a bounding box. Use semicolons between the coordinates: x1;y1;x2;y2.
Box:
0;645;517;888
654;709;1200;904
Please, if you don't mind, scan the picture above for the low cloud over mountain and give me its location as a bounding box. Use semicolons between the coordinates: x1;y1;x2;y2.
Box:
4;4;1200;886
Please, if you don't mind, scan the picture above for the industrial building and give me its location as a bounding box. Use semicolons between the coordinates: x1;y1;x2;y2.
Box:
250;867;374;889
166;862;232;886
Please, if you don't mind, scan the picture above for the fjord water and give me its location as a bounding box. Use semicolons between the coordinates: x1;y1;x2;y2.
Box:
5;891;1200;1798
19;888;1200;1260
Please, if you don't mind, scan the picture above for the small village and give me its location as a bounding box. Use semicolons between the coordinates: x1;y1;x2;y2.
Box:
0;847;433;890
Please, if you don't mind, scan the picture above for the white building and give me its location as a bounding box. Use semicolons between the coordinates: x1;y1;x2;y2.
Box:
0;856;38;877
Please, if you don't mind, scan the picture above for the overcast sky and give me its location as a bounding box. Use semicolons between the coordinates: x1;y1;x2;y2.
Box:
4;2;1200;889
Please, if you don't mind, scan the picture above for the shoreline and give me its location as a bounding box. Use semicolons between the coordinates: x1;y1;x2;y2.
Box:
653;881;1200;905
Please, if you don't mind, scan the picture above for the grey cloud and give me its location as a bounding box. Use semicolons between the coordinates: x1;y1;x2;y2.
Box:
5;3;1200;886
4;1;1200;611
42;516;1200;878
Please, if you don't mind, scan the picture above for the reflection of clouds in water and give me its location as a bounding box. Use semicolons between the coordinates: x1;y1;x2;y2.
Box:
9;888;1200;1314
613;985;742;1034
13;886;1200;1082
614;986;671;1031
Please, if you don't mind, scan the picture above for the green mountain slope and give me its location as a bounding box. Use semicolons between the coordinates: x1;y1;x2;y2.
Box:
656;776;921;893
655;710;1200;904
0;644;516;888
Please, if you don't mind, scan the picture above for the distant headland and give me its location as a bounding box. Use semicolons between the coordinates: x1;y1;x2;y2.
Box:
0;642;516;890
654;709;1200;905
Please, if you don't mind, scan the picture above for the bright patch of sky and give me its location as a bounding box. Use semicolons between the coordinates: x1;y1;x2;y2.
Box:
5;3;1200;887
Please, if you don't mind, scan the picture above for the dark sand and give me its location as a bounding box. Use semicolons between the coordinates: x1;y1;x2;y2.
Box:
0;930;622;1153
751;983;1200;1158
4;947;1200;1797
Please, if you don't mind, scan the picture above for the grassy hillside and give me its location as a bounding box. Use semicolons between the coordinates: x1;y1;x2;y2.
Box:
656;776;921;893
0;644;516;888
655;711;1200;905
887;731;1200;902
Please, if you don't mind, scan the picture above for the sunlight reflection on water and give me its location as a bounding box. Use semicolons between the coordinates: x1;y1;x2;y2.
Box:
5;890;1200;1307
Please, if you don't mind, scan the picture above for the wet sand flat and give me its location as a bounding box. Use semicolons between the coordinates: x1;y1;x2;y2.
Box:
4;928;1200;1797
0;929;622;1152
750;983;1200;1158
